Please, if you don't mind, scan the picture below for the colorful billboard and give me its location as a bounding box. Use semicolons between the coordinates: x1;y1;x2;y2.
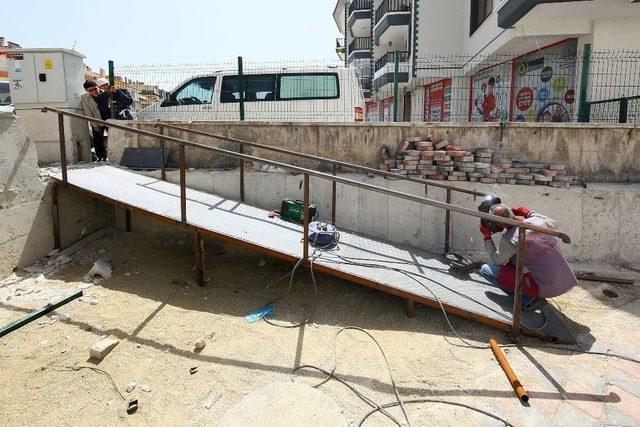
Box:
511;39;577;122
470;62;511;122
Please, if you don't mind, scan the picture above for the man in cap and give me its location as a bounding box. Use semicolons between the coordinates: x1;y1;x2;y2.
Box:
80;80;108;161
478;204;577;309
96;77;134;120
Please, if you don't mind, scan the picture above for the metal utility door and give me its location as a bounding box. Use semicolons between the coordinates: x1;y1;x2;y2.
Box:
33;52;67;103
7;53;38;104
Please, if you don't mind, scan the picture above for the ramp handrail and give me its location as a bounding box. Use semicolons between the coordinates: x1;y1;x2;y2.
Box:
43;106;572;339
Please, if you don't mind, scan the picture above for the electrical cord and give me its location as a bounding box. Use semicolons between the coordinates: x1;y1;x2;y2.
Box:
50;364;126;401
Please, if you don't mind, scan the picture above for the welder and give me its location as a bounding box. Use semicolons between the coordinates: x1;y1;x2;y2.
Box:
477;200;577;310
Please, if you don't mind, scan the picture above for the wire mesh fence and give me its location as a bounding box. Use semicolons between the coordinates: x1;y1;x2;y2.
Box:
103;46;640;124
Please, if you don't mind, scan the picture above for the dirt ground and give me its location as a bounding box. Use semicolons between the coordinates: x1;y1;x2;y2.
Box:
1;228;639;426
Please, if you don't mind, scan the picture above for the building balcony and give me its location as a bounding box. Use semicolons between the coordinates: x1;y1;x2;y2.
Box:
347;37;372;62
373;51;409;92
335;37;346;60
348;0;373;37
373;0;410;45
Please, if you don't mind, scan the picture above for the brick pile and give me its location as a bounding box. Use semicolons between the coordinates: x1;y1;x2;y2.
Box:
379;136;577;187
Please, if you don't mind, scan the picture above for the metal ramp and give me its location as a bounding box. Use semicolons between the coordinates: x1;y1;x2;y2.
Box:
51;165;575;343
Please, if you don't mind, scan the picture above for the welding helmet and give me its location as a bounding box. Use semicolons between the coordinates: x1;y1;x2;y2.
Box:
478;195;504;234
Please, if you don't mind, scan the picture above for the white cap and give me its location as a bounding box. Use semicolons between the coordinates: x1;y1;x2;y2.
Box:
96;77;109;87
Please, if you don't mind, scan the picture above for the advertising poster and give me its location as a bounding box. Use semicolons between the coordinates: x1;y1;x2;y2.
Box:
470;62;511;122
512;39;577;122
381;97;393;122
365;100;378;122
424;78;452;122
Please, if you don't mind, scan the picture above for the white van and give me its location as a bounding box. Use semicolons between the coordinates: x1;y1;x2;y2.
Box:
136;67;365;123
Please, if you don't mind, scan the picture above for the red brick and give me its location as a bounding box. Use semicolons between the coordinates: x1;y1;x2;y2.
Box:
506;167;529;174
549;164;566;170
479;177;497;184
396;140;409;154
434;140;449;150
446;145;461;151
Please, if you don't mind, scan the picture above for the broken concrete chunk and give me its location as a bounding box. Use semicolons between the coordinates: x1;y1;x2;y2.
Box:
195;338;206;350
90;337;119;361
126;382;136;393
55;254;73;265
47;249;60;257
140;384;152;392
86;259;112;279
35;274;46;283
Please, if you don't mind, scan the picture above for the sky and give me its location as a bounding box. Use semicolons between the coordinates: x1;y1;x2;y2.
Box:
2;0;342;70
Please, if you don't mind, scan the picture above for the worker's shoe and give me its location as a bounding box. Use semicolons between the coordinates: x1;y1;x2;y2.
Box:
524;297;547;311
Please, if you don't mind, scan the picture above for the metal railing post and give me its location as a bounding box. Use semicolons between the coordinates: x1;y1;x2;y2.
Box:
511;228;526;339
57;113;68;184
331;163;337;224
179;143;186;224
51;182;61;249
238;56;245;202
303;173;310;264
158;124;166;181
444;189;451;253
577;44;591;122
108;60;116;119
393;50;400;122
619;97;628;124
240;143;245;203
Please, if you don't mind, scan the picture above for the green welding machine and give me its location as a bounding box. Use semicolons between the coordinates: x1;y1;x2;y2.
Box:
279;198;317;224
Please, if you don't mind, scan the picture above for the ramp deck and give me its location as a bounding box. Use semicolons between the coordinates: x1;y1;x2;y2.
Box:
52;165;575;343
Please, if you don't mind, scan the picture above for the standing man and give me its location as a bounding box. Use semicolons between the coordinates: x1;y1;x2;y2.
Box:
478;203;577;309
96;77;134;120
80;80;108;161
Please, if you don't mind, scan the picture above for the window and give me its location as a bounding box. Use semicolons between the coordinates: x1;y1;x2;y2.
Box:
278;73;339;100
220;74;277;103
0;82;10;105
162;77;215;107
470;0;493;35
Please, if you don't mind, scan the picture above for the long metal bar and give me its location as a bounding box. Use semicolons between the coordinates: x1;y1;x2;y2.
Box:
0;291;83;338
158;125;166;181
331;163;337;224
393;50;399;122
41;107;571;243
239;144;245;203
444;189;452;252
57;113;67;184
179;144;186;224
489;338;529;402
194;230;205;286
511;229;527;338
303;174;310;264
51;182;61;249
155;123;486;197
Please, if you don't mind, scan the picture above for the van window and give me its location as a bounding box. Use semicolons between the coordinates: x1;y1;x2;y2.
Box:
278;73;339;100
221;74;277;103
162;77;215;107
0;82;10;105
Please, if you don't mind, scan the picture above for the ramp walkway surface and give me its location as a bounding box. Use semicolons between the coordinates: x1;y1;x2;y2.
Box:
51;165;575;343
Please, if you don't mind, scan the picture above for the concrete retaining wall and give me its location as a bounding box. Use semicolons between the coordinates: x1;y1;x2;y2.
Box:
107;121;640;182
135;168;640;266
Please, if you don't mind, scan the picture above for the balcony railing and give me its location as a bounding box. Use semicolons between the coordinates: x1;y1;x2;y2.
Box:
374;0;410;24
348;0;373;16
374;51;409;71
348;37;372;54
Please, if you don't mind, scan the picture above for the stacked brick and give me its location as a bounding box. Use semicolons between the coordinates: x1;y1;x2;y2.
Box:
380;136;577;187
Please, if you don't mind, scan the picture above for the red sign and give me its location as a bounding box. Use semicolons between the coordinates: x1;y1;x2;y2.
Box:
564;89;575;104
424;78;452;122
516;87;534;111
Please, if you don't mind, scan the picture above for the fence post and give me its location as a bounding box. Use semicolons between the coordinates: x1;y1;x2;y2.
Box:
444;189;451;253
577;44;591;122
393;50;400;122
179;143;186;224
57;113;68;184
158;124;166;181
238;56;245;202
511;228;526;340
303;174;310;264
108;60;116;119
619;97;628;123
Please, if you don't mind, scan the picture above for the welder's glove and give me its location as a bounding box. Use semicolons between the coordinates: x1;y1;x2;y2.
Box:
478;222;492;241
529;212;558;229
512;206;531;218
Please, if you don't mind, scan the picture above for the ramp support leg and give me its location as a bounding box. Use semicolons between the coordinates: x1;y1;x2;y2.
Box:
240;144;245;203
407;299;415;318
444;189;452;253
179;143;186;224
303;173;310;264
194;230;205;286
331;163;337;224
510;228;526;341
125;209;131;232
51;182;61;249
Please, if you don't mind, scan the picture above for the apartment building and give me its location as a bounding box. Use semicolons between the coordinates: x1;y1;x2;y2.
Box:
334;0;640;123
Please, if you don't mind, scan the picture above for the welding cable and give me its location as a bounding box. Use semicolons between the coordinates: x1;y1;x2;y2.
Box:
293;326;411;427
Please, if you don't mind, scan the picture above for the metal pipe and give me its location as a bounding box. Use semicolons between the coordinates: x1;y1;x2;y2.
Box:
240;144;245;203
51;182;61;249
0;291;83;338
489;338;529;402
179;144;186;224
155;123;486;197
303;174;310;264
194;231;205;286
511;229;527;338
444;189;452;253
57;113;67;184
125;209;131;232
40;107;571;243
331;163;337;224
158;124;166;181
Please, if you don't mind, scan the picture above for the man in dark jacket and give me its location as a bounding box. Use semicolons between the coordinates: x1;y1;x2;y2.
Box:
80;80;108;161
96;78;134;119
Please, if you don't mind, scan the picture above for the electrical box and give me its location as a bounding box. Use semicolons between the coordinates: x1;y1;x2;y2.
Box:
5;48;85;108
